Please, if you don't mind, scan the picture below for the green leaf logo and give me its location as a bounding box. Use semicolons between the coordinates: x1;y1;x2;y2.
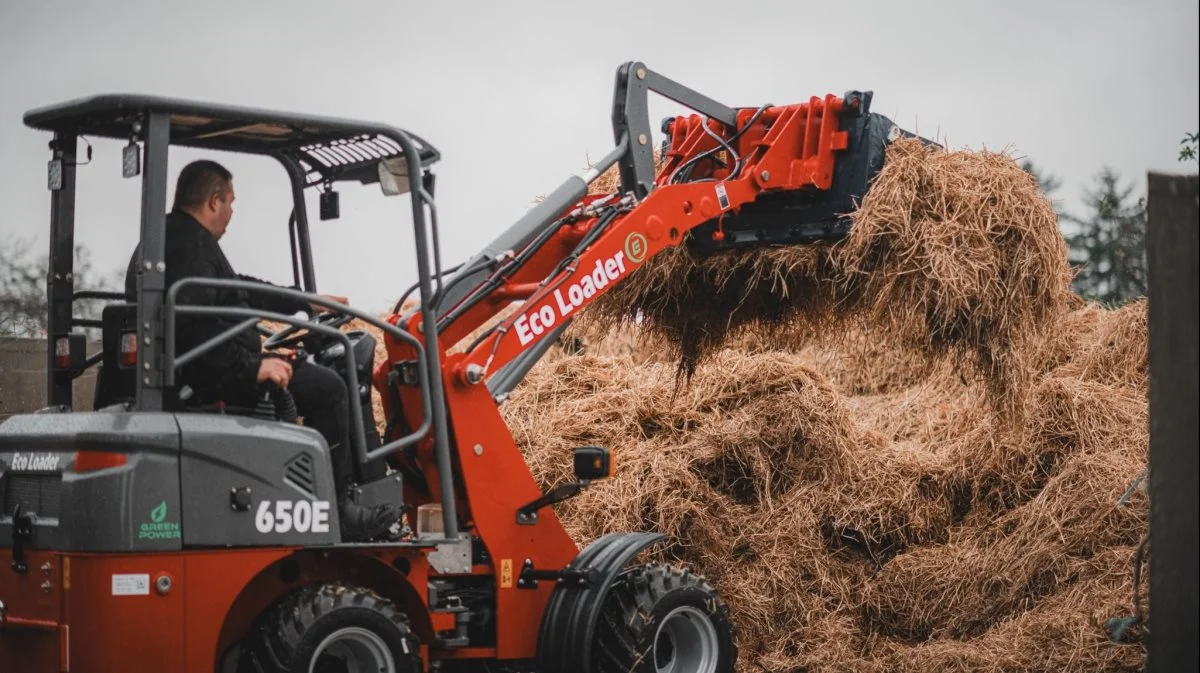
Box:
151;501;168;523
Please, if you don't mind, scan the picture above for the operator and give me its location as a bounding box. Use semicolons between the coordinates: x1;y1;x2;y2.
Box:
123;159;402;542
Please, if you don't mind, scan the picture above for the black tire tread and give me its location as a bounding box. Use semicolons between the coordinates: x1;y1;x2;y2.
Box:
593;563;737;673
239;581;420;673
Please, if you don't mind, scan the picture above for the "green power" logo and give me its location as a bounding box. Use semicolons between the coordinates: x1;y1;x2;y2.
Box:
140;501;180;540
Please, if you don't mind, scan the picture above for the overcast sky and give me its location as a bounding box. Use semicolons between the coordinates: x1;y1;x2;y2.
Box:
1;0;1197;314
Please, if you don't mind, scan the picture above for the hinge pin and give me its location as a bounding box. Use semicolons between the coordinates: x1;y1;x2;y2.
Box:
464;364;485;385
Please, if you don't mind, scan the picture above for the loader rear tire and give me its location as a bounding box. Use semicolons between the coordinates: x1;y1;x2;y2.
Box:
238;581;421;673
593;564;737;673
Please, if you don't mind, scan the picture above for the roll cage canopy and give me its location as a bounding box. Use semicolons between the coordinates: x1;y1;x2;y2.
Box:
23;93;441;186
24;94;449;448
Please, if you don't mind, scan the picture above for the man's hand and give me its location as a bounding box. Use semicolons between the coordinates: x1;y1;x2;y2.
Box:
257;357;293;388
310;294;349;313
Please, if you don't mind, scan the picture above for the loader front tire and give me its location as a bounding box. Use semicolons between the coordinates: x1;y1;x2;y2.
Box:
238;582;421;673
594;564;737;673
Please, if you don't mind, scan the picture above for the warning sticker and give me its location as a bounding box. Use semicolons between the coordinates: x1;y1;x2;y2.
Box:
112;573;150;596
500;559;513;589
715;183;730;210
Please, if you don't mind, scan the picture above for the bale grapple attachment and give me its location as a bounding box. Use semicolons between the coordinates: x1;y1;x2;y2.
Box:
656;90;930;255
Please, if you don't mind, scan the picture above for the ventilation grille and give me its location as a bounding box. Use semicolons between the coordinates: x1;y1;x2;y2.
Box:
2;473;63;520
284;454;316;497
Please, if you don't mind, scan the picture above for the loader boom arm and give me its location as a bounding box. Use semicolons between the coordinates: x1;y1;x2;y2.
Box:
428;62;864;390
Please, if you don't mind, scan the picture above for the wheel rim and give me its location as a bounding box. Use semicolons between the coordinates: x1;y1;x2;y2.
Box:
309;626;396;673
653;605;720;673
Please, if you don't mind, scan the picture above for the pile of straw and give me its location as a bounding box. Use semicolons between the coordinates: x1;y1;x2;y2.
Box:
495;139;1147;672
504;298;1148;672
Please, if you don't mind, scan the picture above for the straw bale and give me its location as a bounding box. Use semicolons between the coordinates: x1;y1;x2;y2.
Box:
831;138;1075;409
584;137;1075;417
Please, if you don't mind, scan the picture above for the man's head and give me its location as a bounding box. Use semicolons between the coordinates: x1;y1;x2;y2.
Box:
172;160;235;240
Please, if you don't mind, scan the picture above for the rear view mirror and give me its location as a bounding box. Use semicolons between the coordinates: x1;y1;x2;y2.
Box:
573;446;612;481
378;157;411;197
517;446;613;524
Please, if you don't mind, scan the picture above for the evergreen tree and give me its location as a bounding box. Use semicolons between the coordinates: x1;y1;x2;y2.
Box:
1061;168;1147;304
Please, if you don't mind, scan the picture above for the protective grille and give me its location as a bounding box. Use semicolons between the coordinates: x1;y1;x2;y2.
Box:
284;453;316;497
295;134;405;187
2;474;63;520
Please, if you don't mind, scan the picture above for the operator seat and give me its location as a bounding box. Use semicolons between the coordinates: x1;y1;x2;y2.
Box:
93;303;286;422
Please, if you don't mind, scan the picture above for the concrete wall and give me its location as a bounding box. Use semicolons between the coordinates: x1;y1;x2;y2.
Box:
0;337;99;421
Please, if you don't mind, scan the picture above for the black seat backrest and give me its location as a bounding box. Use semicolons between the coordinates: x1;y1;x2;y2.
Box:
91;303;282;421
93;303;138;410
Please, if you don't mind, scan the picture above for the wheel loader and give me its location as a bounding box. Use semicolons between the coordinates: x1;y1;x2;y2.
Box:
0;61;923;672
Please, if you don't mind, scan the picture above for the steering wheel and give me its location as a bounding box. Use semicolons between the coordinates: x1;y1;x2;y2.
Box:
262;311;353;351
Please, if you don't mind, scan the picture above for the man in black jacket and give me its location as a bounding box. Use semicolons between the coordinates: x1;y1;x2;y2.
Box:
124;159;401;542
